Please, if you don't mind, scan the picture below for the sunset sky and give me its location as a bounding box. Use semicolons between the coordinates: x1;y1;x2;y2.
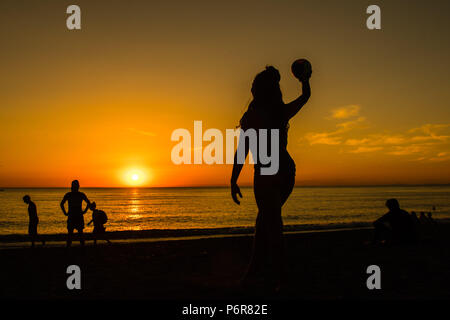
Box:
1;0;449;187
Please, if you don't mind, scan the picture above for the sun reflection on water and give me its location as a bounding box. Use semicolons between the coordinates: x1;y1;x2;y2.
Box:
128;214;143;219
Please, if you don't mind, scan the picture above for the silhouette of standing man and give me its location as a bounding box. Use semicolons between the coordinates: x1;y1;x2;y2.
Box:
60;180;91;247
23;195;45;248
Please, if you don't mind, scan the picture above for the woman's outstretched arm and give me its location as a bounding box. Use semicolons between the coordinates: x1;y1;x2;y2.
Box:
231;154;244;205
284;78;311;120
230;133;250;205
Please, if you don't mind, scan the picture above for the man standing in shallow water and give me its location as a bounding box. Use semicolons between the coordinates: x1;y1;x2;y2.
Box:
60;180;91;247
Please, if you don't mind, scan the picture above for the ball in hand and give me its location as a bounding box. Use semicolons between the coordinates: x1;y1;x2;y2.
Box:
291;59;312;80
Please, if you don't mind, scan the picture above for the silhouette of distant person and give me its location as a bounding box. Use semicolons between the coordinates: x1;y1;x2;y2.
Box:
60;180;91;247
426;210;439;240
410;211;421;241
373;199;416;245
231;65;311;290
416;211;435;241
411;211;419;223
419;212;429;223
87;201;111;245
22;195;45;248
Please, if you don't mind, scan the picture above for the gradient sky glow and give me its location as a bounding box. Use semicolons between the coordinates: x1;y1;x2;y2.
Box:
1;0;449;187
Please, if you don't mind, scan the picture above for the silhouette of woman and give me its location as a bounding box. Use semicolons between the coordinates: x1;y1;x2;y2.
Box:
230;65;311;289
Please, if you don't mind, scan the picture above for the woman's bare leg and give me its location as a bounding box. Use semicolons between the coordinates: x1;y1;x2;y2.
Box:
243;211;269;282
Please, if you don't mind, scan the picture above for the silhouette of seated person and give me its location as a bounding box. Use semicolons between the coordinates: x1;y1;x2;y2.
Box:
431;206;437;220
60;180;91;247
420;211;438;240
410;211;421;238
419;212;429;224
427;212;436;224
373;199;416;245
411;211;419;223
23;195;45;248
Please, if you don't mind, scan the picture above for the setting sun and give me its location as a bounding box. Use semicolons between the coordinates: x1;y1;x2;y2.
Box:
122;168;150;186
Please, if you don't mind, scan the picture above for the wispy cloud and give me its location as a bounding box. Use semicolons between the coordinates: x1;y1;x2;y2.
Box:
387;145;428;156
305;117;367;145
409;124;450;143
348;146;383;154
303;105;450;162
331;105;360;119
345;134;406;146
128;128;157;137
305;132;342;145
429;152;450;162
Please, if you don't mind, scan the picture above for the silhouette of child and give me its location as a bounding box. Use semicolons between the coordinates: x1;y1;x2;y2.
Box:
87;202;111;245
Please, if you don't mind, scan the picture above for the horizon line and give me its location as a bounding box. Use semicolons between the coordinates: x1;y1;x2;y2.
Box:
1;183;450;189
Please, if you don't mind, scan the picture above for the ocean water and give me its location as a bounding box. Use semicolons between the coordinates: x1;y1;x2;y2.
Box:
0;186;449;235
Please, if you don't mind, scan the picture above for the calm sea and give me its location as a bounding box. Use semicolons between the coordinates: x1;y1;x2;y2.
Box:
0;186;449;235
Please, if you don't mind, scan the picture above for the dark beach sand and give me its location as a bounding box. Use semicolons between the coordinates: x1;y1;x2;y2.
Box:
1;223;449;300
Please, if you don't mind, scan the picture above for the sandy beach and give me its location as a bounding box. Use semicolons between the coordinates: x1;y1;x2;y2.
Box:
1;221;449;300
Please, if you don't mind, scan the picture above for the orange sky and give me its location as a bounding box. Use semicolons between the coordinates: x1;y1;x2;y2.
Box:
1;0;450;187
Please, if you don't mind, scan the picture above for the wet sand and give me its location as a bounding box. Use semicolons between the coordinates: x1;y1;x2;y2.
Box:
0;222;375;244
1;223;449;300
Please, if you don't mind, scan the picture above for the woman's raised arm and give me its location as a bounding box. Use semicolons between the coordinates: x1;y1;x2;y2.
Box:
284;78;311;120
